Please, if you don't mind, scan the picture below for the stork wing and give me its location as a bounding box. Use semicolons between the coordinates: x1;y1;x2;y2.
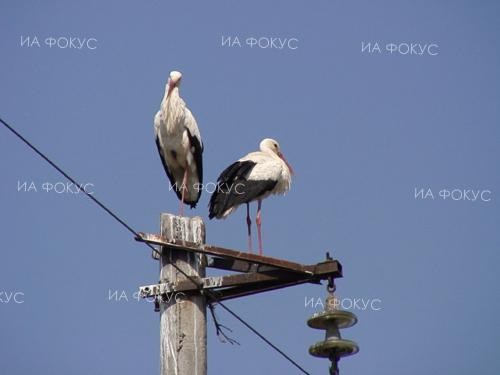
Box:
208;161;277;219
183;107;203;190
154;111;183;202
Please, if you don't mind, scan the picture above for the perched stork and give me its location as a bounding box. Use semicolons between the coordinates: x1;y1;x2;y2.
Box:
154;71;203;215
209;138;293;255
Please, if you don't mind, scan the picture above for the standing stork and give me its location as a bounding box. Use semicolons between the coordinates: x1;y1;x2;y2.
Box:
154;70;203;215
209;138;294;255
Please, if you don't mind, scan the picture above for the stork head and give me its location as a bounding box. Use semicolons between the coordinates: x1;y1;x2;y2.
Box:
260;138;281;154
167;70;182;96
260;138;294;175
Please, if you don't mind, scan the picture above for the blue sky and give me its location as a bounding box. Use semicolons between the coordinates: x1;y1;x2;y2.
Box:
1;1;499;374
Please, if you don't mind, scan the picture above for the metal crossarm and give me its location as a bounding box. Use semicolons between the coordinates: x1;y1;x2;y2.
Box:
137;231;342;302
136;232;341;275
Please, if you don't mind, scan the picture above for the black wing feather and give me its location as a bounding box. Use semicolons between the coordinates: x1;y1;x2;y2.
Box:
185;127;203;207
208;161;277;219
155;135;183;202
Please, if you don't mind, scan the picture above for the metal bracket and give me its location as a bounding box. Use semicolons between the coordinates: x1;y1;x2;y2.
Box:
136;232;343;302
139;282;175;298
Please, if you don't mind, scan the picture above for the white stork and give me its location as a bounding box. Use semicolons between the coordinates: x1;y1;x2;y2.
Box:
154;71;203;215
209;138;294;255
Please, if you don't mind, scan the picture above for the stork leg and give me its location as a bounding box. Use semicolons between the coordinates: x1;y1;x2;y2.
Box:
179;169;188;217
246;203;252;253
256;199;263;255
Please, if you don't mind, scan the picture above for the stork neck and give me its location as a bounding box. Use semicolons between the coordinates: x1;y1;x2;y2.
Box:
165;85;180;102
264;149;281;161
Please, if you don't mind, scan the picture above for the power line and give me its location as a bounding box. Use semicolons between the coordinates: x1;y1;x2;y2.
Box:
0;115;312;375
0;116;144;248
216;302;312;374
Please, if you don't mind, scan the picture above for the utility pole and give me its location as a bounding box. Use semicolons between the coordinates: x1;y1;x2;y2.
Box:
159;213;206;375
137;213;352;374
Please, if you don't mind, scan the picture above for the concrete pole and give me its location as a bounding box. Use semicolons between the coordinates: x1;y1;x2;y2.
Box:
159;214;206;375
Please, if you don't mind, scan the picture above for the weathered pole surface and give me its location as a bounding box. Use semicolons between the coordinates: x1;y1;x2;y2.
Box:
160;214;206;375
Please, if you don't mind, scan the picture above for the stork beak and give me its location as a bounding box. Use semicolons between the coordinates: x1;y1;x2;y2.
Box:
167;76;181;97
167;79;175;97
278;152;295;175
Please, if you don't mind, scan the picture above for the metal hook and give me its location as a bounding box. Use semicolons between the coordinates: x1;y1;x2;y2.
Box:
327;276;336;294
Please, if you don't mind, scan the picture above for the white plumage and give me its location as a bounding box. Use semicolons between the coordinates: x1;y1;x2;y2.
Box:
209;138;293;254
154;71;203;212
239;145;292;195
